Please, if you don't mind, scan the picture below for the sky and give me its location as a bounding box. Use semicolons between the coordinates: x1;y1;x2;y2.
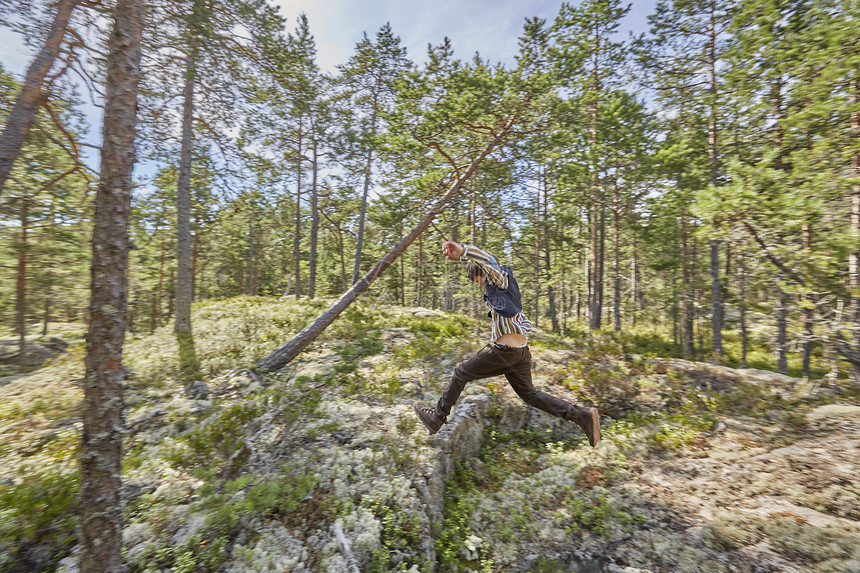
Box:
0;0;658;172
273;0;657;71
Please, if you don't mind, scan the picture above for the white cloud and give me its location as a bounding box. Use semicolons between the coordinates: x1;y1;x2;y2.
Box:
272;0;654;72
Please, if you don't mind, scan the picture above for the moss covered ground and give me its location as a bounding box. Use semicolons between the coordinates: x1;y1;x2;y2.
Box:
1;296;858;572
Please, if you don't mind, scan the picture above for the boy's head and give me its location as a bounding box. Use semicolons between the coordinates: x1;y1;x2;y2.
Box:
466;261;486;290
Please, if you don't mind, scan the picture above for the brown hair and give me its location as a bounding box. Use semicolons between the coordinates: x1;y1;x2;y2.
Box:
466;261;486;282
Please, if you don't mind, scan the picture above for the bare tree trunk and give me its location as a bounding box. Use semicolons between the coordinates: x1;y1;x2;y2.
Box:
682;206;695;359
417;232;423;306
156;234;165;327
777;283;789;375
255;116;518;372
248;217;255;295
0;0;80;194
80;1;143;570
175;49;196;335
353;150;373;284
710;240;723;355
739;252;748;368
850;74;860;350
16;199;28;372
294;123;303;297
192;210;200;301
802;221;813;377
308;139;319;299
533;180;541;327
613;179;621;333
543;172;559;331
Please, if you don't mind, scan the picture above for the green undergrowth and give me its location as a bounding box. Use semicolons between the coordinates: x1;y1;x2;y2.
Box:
436;423;634;571
0;470;79;571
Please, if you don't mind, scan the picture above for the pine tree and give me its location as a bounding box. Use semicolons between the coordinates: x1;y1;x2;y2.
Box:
79;0;143;569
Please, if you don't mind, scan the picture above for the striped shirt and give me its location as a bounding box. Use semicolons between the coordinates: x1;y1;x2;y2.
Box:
460;244;533;342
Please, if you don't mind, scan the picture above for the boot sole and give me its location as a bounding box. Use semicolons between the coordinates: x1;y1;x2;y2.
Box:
587;409;601;447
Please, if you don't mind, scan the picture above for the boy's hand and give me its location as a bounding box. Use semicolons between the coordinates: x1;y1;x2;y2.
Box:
442;241;463;260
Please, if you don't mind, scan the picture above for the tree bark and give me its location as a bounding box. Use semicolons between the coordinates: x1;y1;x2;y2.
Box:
294;122;303;297
175;49;196;335
308;138;320;299
777;283;789;375
79;0;143;570
850;75;860;350
682;205;695;359
255;116;518;372
542;171;559;331
710;239;723;355
739;252;748;368
0;0;80;195
533;179;541;327
613;178;621;333
707;1;724;357
16;199;28;372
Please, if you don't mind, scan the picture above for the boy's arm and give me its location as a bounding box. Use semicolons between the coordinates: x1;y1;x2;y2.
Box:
460;244;508;289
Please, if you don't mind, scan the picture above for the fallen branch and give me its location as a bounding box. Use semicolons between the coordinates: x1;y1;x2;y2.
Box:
253;112;521;372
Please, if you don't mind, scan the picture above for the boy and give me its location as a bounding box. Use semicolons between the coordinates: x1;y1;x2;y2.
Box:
412;241;600;447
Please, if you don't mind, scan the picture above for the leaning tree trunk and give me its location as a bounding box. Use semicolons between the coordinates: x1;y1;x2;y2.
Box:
79;0;143;571
0;0;80;195
255;115;519;372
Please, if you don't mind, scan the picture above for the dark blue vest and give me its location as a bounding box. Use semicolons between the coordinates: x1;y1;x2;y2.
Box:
484;265;523;318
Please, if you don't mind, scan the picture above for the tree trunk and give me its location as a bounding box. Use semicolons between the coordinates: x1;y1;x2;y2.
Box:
850;75;860;350
682;206;695;359
248;216;255;295
192;210;200;301
777;284;789;375
16;199;28;372
802;221;813;378
533;181;541;327
613;179;621;333
417;232;423;307
255;115;518;372
79;0;143;570
43;296;50;336
156;234;165;328
543;173;559;331
707;2;724;357
294;123;303;297
175;49;196;335
739;252;748;368
0;0;80;195
308;139;319;299
710;239;723;355
353;151;373;285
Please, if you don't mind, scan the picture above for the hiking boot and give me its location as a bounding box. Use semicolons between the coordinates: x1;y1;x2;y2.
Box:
570;406;600;447
413;403;446;435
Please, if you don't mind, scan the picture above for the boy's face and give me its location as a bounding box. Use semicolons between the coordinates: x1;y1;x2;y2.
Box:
473;275;486;291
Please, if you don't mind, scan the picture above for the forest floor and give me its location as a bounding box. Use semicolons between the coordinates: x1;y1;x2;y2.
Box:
0;296;858;573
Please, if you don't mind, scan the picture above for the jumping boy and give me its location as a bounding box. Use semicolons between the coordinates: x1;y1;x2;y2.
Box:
412;241;600;447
